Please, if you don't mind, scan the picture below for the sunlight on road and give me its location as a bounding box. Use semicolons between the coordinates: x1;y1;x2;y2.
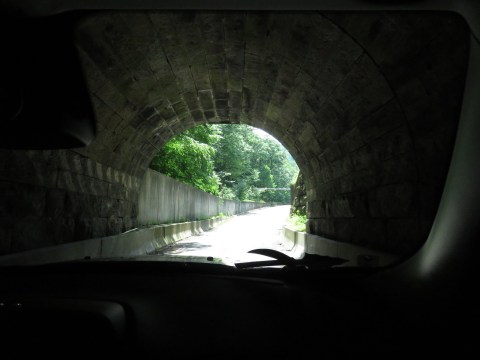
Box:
157;205;291;265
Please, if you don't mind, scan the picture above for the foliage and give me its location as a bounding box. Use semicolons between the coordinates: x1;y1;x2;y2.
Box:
287;211;308;232
150;125;221;195
149;124;299;202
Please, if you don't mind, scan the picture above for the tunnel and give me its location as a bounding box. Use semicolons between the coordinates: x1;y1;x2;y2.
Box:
0;11;469;257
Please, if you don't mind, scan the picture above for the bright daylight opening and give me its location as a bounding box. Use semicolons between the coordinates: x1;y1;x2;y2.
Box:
149;124;298;203
145;124;302;265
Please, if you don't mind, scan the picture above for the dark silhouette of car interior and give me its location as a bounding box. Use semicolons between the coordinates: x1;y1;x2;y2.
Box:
1;0;480;358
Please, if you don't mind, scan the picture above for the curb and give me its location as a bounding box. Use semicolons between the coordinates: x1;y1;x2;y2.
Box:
283;226;397;267
0;217;229;266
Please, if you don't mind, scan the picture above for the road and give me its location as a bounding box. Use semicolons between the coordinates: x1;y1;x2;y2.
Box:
156;205;292;265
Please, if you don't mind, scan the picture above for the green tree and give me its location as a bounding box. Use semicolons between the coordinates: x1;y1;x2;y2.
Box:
149;123;299;203
257;165;275;188
150;125;221;195
214;125;253;181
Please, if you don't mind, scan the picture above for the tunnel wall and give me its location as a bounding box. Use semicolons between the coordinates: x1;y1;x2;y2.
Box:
298;13;469;255
291;172;307;215
138;169;270;225
0;149;140;255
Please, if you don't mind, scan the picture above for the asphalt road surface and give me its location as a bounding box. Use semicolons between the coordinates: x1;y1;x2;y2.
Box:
156;205;292;265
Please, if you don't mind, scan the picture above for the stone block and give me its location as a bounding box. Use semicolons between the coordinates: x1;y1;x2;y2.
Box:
92;218;108;238
125;189;140;203
306;200;326;218
198;90;215;110
0;182;14;217
396;77;432;133
0;218;13;255
117;200;133;217
323;143;343;163
12;184;46;217
108;183;127;200
369;126;413;162
0;151;37;185
51;218;76;245
350;145;375;171
369;183;415;218
57;170;78;192
32;161;58;189
104;167;113;183
88;195;104;218
349;168;379;192
10;217;58;252
338;175;355;194
83;158;96;178
70;152;85;174
91;178;110;197
329;158;353;180
338;127;365;154
74;218;94;241
123;217;135;232
331;54;393;127
308;218;335;239
64;192;89;218
379;153;418;185
93;162;104;181
74;173;91;194
350;218;386;250
190;109;205;123
107;215;123;236
357;99;404;143
328;197;354;218
334;218;353;243
347;193;370;217
45;189;66;218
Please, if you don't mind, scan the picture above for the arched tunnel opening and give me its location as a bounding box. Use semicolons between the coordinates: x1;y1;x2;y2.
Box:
148;123;298;204
0;11;469;261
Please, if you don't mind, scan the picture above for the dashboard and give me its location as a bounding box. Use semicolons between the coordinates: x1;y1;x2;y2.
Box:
1;261;476;358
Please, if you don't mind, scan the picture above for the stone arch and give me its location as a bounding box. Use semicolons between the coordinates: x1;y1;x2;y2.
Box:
0;11;469;256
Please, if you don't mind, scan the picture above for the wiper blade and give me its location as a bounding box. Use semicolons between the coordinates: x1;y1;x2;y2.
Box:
234;249;348;269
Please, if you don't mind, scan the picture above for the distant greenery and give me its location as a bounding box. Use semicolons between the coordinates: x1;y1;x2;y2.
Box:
150;124;299;203
150;125;221;195
287;211;308;232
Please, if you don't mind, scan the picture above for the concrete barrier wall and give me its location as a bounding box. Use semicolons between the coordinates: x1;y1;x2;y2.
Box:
283;227;397;267
0;170;275;266
138;169;269;225
0;217;229;266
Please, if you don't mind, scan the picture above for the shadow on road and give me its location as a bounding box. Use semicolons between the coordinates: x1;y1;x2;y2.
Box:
156;241;212;254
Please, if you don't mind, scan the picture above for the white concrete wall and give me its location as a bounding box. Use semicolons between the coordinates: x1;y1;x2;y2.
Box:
283;226;397;267
138;169;268;225
0;217;228;266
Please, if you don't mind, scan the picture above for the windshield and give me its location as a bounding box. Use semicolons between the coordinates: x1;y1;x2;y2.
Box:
0;11;470;269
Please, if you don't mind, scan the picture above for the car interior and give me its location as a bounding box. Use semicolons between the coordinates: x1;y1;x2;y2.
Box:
1;0;480;358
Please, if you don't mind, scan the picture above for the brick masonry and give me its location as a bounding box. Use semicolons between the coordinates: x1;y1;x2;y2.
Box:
0;12;469;256
0;149;139;254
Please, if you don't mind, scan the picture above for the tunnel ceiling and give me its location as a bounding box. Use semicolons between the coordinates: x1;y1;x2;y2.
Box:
76;12;467;182
76;13;415;178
